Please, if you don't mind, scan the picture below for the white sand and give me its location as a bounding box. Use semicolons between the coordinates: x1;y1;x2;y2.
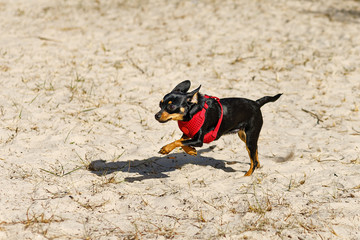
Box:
1;0;359;239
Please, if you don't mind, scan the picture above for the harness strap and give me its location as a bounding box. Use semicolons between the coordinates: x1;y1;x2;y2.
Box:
178;95;223;143
206;96;223;142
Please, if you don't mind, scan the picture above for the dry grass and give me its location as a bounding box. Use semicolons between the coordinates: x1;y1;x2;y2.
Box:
0;0;359;239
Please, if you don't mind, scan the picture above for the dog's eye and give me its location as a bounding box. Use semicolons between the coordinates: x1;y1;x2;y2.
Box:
167;104;176;111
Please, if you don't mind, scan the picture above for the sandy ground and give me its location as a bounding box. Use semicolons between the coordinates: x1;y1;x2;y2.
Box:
1;0;360;239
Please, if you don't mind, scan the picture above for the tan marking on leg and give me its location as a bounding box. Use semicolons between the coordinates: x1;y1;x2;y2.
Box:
182;146;197;156
244;147;259;176
244;164;254;176
159;139;184;155
244;146;253;176
255;150;260;168
238;130;246;143
159;137;197;156
179;136;197;156
238;130;260;176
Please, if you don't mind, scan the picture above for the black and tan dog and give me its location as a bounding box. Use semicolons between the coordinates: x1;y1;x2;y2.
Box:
155;80;281;176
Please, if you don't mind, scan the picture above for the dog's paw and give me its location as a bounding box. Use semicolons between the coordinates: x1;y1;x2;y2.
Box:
182;146;197;156
187;150;197;156
159;146;171;155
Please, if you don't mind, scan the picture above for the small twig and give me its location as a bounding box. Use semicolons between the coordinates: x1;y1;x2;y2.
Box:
80;108;97;113
39;168;59;177
29;93;40;104
18;107;23;119
316;159;339;162
301;108;323;124
62;166;83;176
37;36;60;42
112;150;126;161
230;55;256;65
127;56;145;74
351;127;360;135
64;126;77;143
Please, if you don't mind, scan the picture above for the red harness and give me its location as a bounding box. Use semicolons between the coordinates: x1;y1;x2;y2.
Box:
178;95;223;143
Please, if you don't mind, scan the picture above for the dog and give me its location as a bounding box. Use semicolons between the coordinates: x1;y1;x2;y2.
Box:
155;80;282;176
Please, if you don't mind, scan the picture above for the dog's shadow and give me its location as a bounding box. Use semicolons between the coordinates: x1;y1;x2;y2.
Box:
88;147;243;182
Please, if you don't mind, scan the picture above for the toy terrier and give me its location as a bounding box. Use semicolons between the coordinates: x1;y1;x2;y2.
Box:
155;80;282;176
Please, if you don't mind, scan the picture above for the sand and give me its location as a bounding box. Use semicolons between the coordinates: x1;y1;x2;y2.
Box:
0;0;360;239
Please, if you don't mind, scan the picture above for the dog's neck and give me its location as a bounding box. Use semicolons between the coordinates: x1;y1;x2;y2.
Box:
183;93;205;121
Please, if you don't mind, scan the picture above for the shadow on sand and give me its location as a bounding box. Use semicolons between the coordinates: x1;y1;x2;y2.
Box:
88;147;245;182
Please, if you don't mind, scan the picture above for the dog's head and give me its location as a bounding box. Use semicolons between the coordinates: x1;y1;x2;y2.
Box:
155;80;202;123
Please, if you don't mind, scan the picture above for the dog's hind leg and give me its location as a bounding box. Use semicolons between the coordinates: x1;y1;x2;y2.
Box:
238;125;262;176
244;132;260;176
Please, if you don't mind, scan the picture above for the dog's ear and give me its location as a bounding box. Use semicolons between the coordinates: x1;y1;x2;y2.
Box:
171;80;191;93
187;85;201;104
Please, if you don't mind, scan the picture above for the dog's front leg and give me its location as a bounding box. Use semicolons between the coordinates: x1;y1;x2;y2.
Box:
159;140;184;155
180;135;197;156
159;135;198;156
181;130;204;148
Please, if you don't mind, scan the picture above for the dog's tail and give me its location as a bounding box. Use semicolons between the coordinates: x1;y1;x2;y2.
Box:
256;93;282;107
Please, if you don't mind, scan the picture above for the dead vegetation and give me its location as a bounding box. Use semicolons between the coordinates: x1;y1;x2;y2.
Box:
0;0;359;239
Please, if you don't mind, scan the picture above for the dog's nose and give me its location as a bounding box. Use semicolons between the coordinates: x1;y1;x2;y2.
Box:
155;112;161;121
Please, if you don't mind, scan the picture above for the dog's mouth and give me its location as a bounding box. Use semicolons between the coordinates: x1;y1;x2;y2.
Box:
157;118;171;123
155;112;184;123
155;111;172;123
